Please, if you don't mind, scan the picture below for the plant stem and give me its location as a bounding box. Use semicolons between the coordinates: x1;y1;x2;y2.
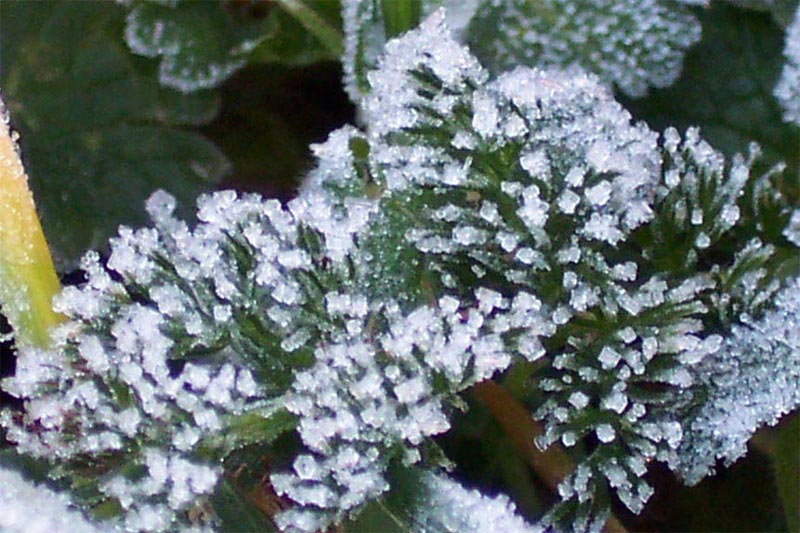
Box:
273;0;344;57
381;0;422;39
472;381;629;533
0;98;62;348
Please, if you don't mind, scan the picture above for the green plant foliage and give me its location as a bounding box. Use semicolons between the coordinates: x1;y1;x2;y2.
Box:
249;1;344;65
1;2;799;532
125;0;343;93
0;1;230;267
774;412;800;533
624;2;800;188
728;0;799;26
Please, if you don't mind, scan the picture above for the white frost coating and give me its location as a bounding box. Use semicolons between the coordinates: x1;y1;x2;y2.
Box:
124;2;257;92
2;188;368;531
0;468;101;533
365;10;487;142
340;0;482;105
467;0;702;97
784;209;800;246
273;290;551;531
675;277;800;484
416;472;543;532
775;6;800;125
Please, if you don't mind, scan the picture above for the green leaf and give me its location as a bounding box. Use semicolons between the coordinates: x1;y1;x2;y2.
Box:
210;478;277;532
0;447;53;485
727;0;799;27
381;0;423;39
774;412;800;532
209;408;297;455
125;0;266;92
125;0;343;91
264;0;344;61
624;3;800;190
0;1;229;267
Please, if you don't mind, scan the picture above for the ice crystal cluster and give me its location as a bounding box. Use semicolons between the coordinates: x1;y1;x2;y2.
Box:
0;467;100;533
342;0;703;104
2;7;799;533
272;288;549;531
775;4;800;125
416;472;542;532
675;276;800;484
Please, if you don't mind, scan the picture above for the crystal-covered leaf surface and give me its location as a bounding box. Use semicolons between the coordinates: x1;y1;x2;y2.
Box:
625;2;799;182
466;0;702;98
125;0;343;93
0;1;229;267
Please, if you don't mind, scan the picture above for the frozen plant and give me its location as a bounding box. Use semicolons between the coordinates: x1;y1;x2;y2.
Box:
1;4;799;533
675;276;800;484
342;0;703;104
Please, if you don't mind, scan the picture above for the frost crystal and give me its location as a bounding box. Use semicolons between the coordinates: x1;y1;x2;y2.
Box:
774;5;800;125
784;209;800;246
341;1;701;104
0;467;100;533
675;277;800;484
466;0;702;97
1;188;366;530
273;291;549;531
416;472;542;532
341;0;481;103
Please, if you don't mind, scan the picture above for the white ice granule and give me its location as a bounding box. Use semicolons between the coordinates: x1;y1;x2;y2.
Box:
0;467;100;533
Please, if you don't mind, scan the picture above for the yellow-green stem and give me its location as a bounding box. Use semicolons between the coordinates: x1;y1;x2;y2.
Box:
0;98;62;348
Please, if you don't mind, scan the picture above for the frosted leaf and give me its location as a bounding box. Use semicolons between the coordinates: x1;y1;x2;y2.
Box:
273;287;548;530
0;467;101;533
124;0;263;92
774;5;800;125
416;472;543;532
1;188;360;530
341;0;482;104
356;11;666;374
674;277;800;484
466;0;702;97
